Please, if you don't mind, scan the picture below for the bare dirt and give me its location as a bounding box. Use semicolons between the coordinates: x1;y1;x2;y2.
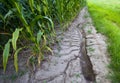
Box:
0;7;110;83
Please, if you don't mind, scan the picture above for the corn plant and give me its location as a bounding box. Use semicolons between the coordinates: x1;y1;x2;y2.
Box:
3;28;23;72
0;0;86;72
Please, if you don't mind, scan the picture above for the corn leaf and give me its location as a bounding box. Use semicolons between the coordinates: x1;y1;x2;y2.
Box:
14;2;29;30
0;14;4;22
42;35;47;49
4;10;13;20
41;0;48;5
37;30;43;45
14;2;21;14
38;52;42;65
43;16;55;35
30;15;43;28
12;28;22;50
29;0;34;13
43;16;54;29
36;5;41;14
14;48;23;72
30;15;55;34
45;46;53;55
3;39;11;72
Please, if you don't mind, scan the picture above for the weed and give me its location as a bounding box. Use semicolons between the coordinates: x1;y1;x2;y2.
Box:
75;73;81;78
87;29;92;34
43;80;47;83
88;47;95;52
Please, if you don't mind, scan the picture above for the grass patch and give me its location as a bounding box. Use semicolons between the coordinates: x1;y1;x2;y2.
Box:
87;0;120;82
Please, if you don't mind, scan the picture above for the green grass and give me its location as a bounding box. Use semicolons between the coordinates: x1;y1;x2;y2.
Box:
87;0;120;82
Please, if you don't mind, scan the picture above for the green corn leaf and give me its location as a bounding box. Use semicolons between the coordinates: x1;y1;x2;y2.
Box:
43;6;47;15
37;30;43;45
30;15;43;28
43;16;55;33
3;39;11;72
14;2;28;27
14;2;21;14
43;35;47;47
0;14;5;22
12;28;22;50
44;16;54;28
14;2;31;35
21;15;29;28
30;15;55;34
36;5;41;14
14;48;23;72
29;0;34;13
4;10;13;20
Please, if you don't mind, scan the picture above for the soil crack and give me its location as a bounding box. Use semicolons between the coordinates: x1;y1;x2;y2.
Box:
79;30;96;82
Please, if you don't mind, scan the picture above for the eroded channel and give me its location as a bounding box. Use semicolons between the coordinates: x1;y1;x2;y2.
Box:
79;29;96;83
